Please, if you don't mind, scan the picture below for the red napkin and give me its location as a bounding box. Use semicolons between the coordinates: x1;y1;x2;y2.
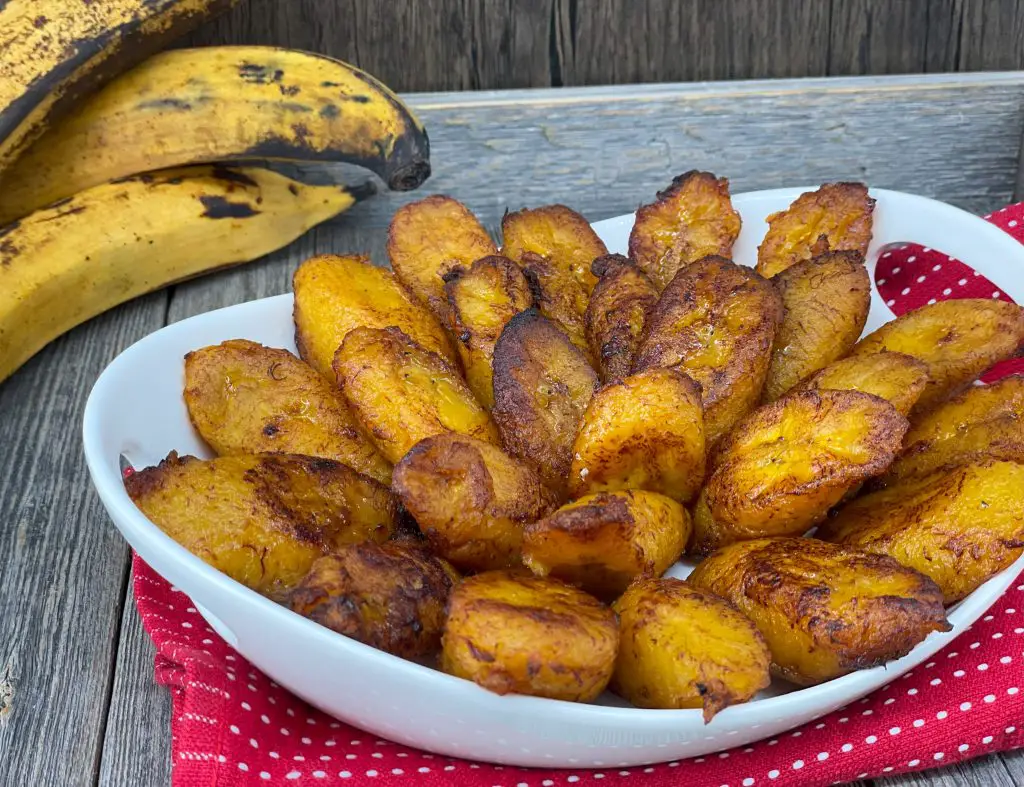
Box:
135;201;1024;787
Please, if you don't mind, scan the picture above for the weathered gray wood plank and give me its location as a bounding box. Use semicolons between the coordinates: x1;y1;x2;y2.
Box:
558;0;831;86
828;0;931;75
0;293;169;787
878;754;1019;786
325;74;1024;229
97;566;174;787
959;1;1024;71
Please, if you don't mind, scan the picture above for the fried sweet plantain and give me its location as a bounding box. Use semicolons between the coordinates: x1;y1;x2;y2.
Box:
881;415;1024;485
610;578;771;719
333;327;498;464
492;309;599;494
444;255;534;408
904;375;1024;445
633;255;784;445
125;452;397;596
628;171;742;290
819;460;1024;604
756;182;875;278
293;254;457;379
393;433;558;572
288;540;458;659
762;251;871;401
584;254;659;382
793;351;929;417
519;251;594;363
850;299;1024;411
691;390;907;556
687;537;949;686
569;367;705;502
522;490;690;601
184;339;391;484
501;204;608;295
387;195;498;321
441;571;618;701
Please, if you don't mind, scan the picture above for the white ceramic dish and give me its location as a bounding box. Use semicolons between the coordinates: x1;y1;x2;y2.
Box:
84;187;1024;768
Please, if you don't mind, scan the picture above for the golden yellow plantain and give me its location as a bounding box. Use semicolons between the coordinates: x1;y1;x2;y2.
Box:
0;0;237;173
0;165;367;384
0;46;431;224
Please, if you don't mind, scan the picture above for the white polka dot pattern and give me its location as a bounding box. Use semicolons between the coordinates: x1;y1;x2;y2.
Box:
134;204;1024;785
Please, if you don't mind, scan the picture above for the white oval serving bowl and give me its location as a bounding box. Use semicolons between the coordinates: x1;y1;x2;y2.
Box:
83;187;1024;768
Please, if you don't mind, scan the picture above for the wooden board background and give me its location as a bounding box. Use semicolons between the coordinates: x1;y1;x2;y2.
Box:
184;0;1024;93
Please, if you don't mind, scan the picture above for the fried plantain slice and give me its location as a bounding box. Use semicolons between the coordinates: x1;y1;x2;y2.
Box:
393;433;558;572
905;374;1024;445
492;309;599;495
762;251;871;401
793;351;929;418
628;171;742;290
522;490;690;601
333;326;498;463
819;460;1024;604
293;253;457;379
690;389;907;557
125;452;398;596
569;367;705;503
687;537;949;686
444;255;534;408
184;339;391;484
387;195;498;320
584;254;659;382
501;204;608;295
633;255;783;446
756;183;875;278
519;251;594;364
850;298;1024;411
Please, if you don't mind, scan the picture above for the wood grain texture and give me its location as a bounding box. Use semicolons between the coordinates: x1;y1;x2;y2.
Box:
828;0;931;75
97;568;174;787
557;0;831;85
959;0;1024;70
0;293;168;787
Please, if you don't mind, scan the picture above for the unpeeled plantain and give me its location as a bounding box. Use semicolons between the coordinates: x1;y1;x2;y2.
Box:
0;46;431;224
0;0;237;173
0;165;366;385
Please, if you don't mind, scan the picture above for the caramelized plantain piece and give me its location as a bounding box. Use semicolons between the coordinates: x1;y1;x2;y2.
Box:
441;571;618;701
492;310;599;494
333;326;498;464
569;367;705;503
519;251;594;363
444;255;534;408
628;171;742;290
288;540;458;659
393;433;558;572
691;390;907;556
762;251;871;401
501;204;608;295
522;490;690;601
794;351;929;418
611;578;771;719
850;299;1024;411
819;460;1024;603
633;255;783;445
184;339;391;484
125;452;398;596
905;375;1024;445
387;195;498;321
584;254;659;382
687;537;949;685
756;183;875;278
293;254;457;379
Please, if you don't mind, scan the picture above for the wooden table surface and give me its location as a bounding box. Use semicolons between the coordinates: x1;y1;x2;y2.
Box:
2;73;1024;786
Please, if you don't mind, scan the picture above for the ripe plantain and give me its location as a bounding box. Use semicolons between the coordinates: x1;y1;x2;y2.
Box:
0;46;431;224
0;165;367;384
0;0;237;174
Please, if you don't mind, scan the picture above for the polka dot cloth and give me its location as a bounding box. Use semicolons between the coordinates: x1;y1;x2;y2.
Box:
136;202;1024;786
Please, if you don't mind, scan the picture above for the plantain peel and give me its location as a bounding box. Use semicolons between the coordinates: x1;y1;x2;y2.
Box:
0;46;431;224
